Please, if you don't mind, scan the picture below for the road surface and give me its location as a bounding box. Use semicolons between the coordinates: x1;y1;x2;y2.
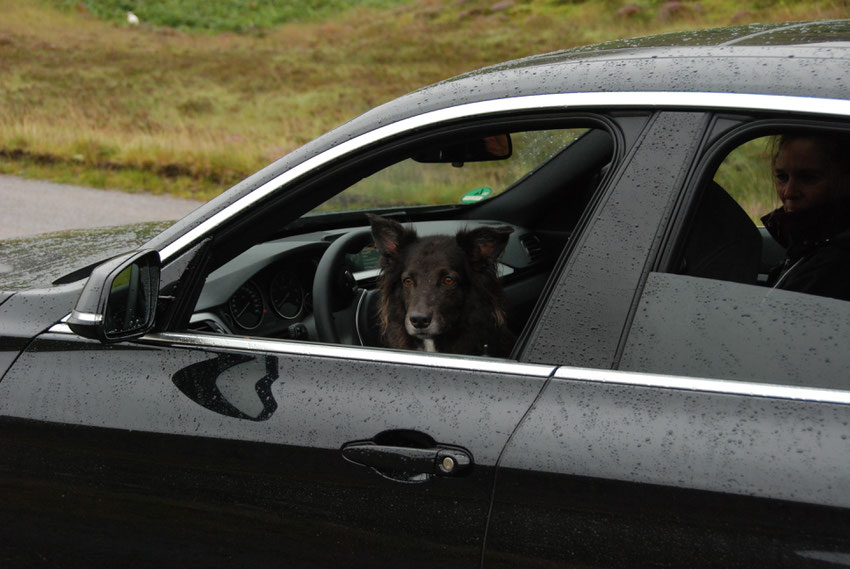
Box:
0;175;205;240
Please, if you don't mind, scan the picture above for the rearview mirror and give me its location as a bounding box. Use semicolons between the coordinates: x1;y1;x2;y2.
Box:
412;134;512;166
68;250;161;343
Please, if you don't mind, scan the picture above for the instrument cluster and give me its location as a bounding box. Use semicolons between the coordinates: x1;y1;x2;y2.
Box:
225;257;317;336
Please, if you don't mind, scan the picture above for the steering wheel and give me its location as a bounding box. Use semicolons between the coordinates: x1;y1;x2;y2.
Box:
312;227;382;346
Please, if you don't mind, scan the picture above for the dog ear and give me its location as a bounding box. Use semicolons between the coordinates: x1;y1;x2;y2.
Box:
457;225;514;270
367;214;414;264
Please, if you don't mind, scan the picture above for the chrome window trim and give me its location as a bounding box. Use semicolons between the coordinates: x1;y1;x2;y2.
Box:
189;312;231;334
46;322;546;377
555;366;850;405
159;91;850;262
69;311;102;324
47;322;850;404
142;331;555;377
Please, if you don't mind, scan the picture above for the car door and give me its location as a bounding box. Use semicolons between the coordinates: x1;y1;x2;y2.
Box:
0;325;554;568
0;107;639;567
483;112;850;567
484;368;850;568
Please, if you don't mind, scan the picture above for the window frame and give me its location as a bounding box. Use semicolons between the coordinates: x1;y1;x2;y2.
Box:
618;113;850;397
656;116;850;277
149;111;624;360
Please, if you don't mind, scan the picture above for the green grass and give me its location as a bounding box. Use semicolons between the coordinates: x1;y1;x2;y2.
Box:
52;0;411;32
715;136;779;221
1;0;849;203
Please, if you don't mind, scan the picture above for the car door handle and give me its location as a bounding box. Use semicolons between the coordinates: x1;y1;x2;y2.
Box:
342;441;473;479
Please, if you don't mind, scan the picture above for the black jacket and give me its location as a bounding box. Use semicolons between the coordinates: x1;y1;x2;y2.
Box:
761;201;850;301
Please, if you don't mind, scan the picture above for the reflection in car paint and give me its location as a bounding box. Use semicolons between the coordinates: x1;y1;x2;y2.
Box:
172;353;279;420
796;550;850;565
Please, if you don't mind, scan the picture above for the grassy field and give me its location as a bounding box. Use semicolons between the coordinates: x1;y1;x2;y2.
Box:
50;0;412;32
1;0;848;202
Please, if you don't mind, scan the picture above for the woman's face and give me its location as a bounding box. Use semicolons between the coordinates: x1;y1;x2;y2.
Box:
774;137;844;213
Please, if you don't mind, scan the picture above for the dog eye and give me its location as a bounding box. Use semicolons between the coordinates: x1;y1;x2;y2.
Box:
402;277;414;287
441;276;456;286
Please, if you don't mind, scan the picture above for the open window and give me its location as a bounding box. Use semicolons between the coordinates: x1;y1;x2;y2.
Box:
183;118;617;359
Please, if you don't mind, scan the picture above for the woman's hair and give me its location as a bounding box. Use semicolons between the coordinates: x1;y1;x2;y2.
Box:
770;131;850;174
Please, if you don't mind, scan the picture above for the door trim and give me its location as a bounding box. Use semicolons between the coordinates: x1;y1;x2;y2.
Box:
554;365;850;405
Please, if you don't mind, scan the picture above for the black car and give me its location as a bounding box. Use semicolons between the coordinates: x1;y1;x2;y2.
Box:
2;20;850;568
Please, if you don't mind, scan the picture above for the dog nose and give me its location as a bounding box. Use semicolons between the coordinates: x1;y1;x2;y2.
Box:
408;312;432;329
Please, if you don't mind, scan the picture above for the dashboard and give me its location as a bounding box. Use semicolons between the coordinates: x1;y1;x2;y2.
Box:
190;240;328;338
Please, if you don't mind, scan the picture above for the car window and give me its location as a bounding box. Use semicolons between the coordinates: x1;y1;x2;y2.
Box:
713;136;777;222
188;123;614;360
620;129;850;389
620;272;850;389
313;129;587;213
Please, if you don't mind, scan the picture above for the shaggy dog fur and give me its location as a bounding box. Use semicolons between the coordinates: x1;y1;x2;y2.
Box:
367;214;516;357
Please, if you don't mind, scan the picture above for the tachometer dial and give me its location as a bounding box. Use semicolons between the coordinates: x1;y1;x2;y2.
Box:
228;281;265;330
269;270;304;319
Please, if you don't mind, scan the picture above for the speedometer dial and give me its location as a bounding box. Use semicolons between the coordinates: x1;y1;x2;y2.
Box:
269;270;304;319
228;281;265;330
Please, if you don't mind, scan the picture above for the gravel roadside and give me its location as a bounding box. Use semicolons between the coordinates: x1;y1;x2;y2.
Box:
0;175;205;240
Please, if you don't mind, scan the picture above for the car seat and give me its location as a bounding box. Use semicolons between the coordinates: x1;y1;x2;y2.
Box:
679;181;762;285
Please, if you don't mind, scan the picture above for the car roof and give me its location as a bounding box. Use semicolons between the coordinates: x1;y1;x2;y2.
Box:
377;20;850;119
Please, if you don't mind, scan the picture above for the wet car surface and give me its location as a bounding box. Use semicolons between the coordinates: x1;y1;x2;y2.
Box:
2;20;850;568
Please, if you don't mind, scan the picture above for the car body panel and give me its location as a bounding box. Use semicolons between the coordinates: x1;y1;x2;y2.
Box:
0;222;171;292
0;282;85;380
0;331;552;567
485;372;850;567
521;111;708;365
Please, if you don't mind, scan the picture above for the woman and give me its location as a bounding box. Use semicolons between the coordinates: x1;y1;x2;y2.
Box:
761;132;850;300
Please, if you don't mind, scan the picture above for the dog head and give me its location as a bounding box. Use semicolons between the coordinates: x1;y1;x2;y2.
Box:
367;214;513;352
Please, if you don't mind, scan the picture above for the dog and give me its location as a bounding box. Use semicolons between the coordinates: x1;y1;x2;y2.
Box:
367;214;516;357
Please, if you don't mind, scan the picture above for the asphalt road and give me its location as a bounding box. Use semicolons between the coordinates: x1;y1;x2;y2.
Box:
0;175;205;240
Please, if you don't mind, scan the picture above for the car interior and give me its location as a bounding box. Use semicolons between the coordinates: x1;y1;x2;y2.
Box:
677;180;763;285
185;122;617;356
676;128;842;291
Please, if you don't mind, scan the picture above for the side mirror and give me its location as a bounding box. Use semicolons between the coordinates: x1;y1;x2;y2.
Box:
68;250;161;343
